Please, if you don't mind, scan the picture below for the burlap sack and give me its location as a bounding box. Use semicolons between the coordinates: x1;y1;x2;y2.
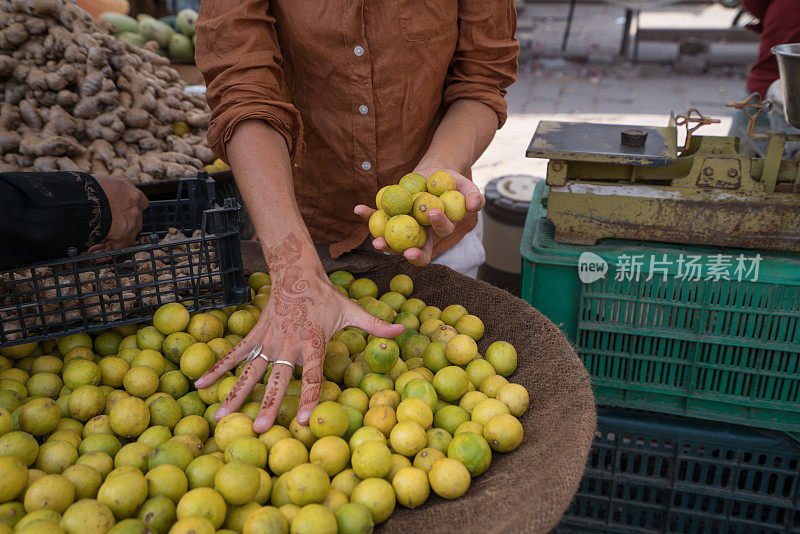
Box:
242;246;595;533
355;262;595;534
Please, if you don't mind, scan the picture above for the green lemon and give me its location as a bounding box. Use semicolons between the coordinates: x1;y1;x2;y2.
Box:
411;192;445;226
268;438;308;476
110;396;150;438
471;398;510;426
483;413;524;452
162;333;197;365
400;335;429;361
379;292;405;313
368;210;389;239
484;341;518;377
350;478;395;524
384;215;422;252
432;366;470;402
242;505;288;534
176;487;226;529
447;431;492;476
328;271;355;290
224;435;267;468
398;172;427;195
290;503;337;534
180;343;217;381
146;463;188;503
351;441;391;480
334;502;374;534
433;405;470;436
428;457;470;499
309;402;349;439
0;456;27;502
309;436;350;477
454;313;484;341
379;185;413;216
97;469;148;519
401;379;437;413
347;280;378;301
392;466;430;509
426;171;456;196
459;390;489;414
137;496;177;534
388;421;426;458
285;464;330;506
185;454;223;489
466;359;496;388
214;460;260;506
413;446;446;473
496;383;529;417
18;397;60;435
363;338;399;375
439;190;467;222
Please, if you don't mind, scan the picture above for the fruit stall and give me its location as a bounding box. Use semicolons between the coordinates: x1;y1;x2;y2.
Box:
10;0;800;531
0;195;596;534
0;1;597;532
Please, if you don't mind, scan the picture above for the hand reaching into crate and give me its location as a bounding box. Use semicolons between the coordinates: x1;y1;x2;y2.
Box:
0;171;149;269
86;175;150;254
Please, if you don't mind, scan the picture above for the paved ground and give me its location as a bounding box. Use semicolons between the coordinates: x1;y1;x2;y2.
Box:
516;1;757;64
472;2;761;190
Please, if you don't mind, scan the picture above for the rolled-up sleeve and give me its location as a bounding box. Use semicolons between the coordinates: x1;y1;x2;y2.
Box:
443;0;519;128
195;0;303;163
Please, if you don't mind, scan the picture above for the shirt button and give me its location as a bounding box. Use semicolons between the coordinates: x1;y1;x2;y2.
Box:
354;45;364;56
358;105;368;115
361;161;372;171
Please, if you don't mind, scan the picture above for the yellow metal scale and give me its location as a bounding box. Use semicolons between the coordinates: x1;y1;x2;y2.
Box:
526;106;800;251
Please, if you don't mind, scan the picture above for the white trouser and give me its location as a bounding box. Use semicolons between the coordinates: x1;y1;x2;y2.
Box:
431;214;486;278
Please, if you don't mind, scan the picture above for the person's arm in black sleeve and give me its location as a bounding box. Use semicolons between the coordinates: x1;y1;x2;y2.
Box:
0;172;147;270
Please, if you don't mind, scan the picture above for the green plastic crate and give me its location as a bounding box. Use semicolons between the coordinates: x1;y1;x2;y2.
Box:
558;408;800;533
520;181;800;432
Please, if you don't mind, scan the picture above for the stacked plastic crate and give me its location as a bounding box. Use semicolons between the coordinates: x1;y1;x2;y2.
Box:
520;182;800;532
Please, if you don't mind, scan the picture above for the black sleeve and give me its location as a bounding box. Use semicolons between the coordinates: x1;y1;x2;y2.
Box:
0;171;113;270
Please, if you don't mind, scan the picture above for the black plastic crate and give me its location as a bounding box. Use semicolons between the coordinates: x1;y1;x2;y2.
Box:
557;409;800;533
0;175;249;347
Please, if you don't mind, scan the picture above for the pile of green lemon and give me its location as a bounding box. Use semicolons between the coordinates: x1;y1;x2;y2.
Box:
369;172;468;252
0;271;527;534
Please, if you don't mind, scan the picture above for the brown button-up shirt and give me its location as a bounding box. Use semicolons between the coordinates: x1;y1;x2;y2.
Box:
196;0;519;258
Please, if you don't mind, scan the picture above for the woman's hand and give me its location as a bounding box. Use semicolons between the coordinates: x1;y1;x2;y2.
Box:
194;233;405;433
354;167;485;266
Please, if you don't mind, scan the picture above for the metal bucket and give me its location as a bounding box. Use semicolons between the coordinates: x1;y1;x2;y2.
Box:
772;44;800;129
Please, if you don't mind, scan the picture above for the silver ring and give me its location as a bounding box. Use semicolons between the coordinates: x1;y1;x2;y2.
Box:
272;360;295;369
246;343;270;364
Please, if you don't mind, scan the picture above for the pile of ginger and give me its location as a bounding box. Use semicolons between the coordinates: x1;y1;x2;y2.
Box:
0;0;216;183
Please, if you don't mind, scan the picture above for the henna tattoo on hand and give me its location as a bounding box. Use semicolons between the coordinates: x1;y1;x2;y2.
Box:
225;360;254;406
265;233;328;410
261;365;288;413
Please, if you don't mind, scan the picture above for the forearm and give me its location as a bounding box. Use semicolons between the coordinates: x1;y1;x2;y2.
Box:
227;120;322;276
417;99;499;174
0;171;111;268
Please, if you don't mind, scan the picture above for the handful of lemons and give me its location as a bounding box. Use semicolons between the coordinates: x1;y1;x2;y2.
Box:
370;171;468;252
0;270;526;534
